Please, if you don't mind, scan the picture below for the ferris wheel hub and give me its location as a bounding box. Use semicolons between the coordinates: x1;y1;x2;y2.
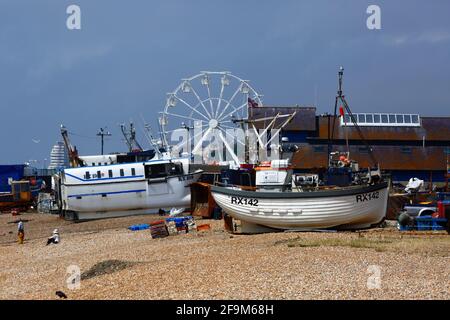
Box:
208;119;219;129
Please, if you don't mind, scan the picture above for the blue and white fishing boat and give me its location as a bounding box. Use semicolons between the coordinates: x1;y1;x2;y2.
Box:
56;154;202;220
54;125;202;220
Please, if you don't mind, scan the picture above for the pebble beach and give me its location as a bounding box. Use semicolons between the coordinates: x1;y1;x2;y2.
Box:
0;213;449;300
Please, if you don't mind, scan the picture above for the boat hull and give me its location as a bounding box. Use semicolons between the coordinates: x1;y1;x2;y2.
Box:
61;172;202;220
211;182;389;231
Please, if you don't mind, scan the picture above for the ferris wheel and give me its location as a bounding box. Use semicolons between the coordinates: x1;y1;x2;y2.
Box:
160;71;263;164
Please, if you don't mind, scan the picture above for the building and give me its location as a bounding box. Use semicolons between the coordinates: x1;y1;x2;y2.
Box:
249;106;450;185
48;141;69;169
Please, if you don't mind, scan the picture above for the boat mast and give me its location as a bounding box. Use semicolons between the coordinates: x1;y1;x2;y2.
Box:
330;67;378;168
60;125;84;167
120;121;143;152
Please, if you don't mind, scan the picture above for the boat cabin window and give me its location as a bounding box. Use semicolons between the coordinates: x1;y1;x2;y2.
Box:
97;171;102;178
144;162;184;179
381;114;388;123
108;170;113;178
85;172;91;179
120;169;124;177
373;114;381;123
404;115;411;123
131;168;136;176
411;115;419;124
388;114;396;123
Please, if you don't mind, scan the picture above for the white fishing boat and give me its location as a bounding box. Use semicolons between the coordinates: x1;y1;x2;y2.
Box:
211;67;390;233
54;125;202;220
211;180;389;233
56;156;202;220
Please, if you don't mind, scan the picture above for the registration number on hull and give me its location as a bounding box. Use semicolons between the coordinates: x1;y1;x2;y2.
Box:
231;196;259;206
356;191;380;203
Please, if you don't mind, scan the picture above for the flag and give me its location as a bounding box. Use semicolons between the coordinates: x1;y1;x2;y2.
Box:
248;97;259;108
339;106;345;117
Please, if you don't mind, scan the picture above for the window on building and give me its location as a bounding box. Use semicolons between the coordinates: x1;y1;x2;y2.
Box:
108;170;113;178
340;113;420;127
404;115;411;123
120;169;124;177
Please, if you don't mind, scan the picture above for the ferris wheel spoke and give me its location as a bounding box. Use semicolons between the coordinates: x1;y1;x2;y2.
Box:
189;85;213;119
216;85;241;120
173;95;210;121
219;124;237;130
192;127;212;155
164;111;206;124
219;101;247;122
205;83;215;117
215;82;226;118
218;131;240;165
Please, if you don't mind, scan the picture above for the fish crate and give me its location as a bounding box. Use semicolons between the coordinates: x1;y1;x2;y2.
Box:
165;216;192;228
128;224;150;231
398;224;415;231
415;217;448;231
150;220;169;238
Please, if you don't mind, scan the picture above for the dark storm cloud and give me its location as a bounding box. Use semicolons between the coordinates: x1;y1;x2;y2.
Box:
0;0;449;163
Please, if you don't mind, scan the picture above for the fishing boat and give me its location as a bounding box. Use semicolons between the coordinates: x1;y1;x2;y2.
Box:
211;67;390;232
54;125;202;220
211;160;389;232
55;155;202;220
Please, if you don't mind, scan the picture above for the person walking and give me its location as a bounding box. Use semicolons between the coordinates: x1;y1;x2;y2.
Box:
17;219;24;244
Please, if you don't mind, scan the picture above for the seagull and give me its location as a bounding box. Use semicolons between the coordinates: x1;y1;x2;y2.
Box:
32;139;41;144
55;291;68;299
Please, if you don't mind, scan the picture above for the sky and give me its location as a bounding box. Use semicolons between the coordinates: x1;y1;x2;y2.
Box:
0;0;449;165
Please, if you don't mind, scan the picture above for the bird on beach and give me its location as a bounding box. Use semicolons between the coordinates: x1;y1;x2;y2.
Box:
55;291;67;299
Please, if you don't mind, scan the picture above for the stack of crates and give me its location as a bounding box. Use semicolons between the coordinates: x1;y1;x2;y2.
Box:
415;217;447;231
150;220;169;238
399;217;448;231
165;216;193;233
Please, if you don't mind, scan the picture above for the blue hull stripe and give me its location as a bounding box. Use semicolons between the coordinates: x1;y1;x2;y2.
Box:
65;173;144;182
68;189;147;198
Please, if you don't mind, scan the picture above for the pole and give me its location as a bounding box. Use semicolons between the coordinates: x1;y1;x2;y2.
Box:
97;128;112;155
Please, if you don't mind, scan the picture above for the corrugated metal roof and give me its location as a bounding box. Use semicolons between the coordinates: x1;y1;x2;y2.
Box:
316;116;450;142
